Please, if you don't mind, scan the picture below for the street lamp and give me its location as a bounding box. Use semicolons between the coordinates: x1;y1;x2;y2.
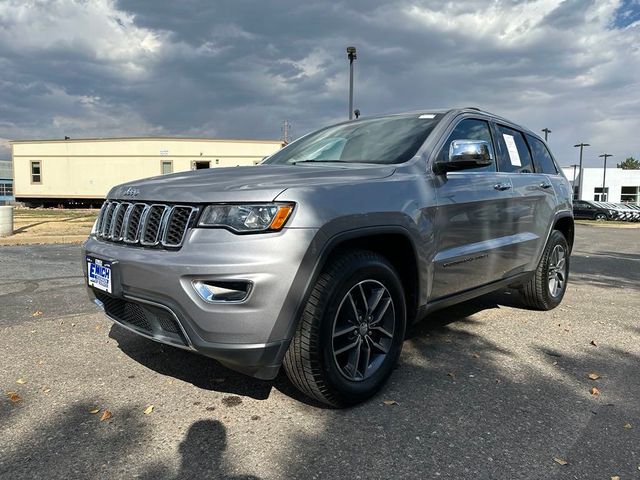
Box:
542;128;551;141
599;153;612;201
347;46;357;120
573;143;590;200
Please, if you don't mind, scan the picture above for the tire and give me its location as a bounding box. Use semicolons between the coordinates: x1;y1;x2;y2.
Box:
594;213;607;221
520;230;569;310
283;249;407;407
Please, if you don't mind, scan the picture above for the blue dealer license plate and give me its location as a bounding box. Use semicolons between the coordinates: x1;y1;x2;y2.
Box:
87;256;112;294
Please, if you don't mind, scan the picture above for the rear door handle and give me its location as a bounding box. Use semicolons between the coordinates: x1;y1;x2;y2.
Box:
494;183;511;191
540;182;552;189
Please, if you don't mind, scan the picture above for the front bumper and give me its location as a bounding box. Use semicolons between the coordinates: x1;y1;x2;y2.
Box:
83;226;318;379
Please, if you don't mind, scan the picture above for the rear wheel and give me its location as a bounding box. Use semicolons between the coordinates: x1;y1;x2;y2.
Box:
283;250;406;407
520;230;569;310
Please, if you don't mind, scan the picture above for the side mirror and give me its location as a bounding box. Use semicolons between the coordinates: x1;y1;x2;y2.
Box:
433;139;493;174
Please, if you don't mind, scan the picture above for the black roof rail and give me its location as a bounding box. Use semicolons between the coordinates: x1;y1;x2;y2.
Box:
465;106;481;111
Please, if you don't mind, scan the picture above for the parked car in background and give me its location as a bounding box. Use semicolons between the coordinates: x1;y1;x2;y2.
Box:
83;108;574;407
572;200;613;221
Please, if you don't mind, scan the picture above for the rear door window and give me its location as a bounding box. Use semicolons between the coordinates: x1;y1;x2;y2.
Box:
494;125;534;173
526;134;558;174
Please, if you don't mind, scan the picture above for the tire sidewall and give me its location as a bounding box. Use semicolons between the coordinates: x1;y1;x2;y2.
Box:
317;256;406;404
540;231;570;308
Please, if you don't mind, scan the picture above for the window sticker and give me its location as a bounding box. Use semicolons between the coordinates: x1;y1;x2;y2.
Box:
502;134;521;166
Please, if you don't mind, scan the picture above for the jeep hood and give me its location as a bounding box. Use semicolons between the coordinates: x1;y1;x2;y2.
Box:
108;164;395;203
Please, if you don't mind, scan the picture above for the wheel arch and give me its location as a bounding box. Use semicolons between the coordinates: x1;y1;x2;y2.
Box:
553;213;574;253
274;226;422;347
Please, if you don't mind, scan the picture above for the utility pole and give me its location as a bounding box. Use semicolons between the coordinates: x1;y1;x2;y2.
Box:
542;128;551;141
281;120;291;144
573;143;590;200
599;153;612;201
347;46;357;120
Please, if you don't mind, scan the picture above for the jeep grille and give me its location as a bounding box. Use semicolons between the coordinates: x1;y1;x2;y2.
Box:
95;201;198;249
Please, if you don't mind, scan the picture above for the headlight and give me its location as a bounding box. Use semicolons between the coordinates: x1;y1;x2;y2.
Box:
198;203;294;233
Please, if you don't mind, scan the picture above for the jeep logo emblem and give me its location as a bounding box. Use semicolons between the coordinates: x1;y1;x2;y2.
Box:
123;187;140;197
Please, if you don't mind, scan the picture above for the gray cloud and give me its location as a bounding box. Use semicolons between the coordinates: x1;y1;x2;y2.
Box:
0;0;638;167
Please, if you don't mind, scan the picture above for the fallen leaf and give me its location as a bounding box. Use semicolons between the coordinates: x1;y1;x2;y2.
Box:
590;387;600;396
554;457;568;466
447;372;456;379
100;410;112;421
143;405;154;415
6;391;21;403
588;373;601;380
472;353;480;359
89;408;100;414
383;400;398;406
31;311;43;317
552;361;558;366
16;378;26;384
624;423;632;429
590;340;597;347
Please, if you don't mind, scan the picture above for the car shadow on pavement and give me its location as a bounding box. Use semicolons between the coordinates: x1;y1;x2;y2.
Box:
107;288;526;408
107;325;275;401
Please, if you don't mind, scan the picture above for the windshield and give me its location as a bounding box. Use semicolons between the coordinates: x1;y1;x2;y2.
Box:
263;113;444;165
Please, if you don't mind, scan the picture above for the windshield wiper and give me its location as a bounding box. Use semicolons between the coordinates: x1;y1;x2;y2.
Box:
291;160;369;165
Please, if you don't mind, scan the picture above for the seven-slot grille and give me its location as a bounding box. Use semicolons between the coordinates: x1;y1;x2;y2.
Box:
95;201;198;248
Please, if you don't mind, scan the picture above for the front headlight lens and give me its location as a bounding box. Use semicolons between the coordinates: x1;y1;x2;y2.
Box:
198;203;294;233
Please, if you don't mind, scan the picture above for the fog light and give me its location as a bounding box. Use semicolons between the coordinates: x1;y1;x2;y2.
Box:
193;280;251;303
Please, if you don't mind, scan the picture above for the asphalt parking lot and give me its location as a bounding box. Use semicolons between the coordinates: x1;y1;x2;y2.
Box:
1;224;639;479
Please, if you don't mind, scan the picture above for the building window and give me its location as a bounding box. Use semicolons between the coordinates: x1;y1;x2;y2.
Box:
31;161;42;184
161;160;173;175
0;182;12;197
621;186;639;204
594;187;608;202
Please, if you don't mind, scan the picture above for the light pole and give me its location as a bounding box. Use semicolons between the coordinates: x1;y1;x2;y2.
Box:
569;163;579;188
573;143;590;200
542;128;551;141
599;153;612;201
347;46;357;120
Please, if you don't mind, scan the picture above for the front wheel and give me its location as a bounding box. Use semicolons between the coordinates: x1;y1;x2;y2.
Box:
283;250;406;407
520;230;569;310
594;213;607;221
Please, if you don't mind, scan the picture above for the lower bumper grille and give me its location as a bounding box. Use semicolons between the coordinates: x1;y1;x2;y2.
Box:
94;291;188;347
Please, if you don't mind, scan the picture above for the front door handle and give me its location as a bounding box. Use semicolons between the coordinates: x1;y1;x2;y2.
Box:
494;183;511;191
540;182;552;189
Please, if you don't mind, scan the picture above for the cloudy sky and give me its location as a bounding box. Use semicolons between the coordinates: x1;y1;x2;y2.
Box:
0;0;638;167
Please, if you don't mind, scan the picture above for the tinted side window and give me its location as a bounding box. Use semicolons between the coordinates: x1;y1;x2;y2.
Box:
495;125;533;173
526;134;557;174
440;118;496;172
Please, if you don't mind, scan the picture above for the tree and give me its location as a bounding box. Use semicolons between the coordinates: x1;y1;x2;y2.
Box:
617;157;640;169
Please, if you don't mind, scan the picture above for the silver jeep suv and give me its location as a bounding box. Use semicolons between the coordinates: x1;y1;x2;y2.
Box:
83;108;573;407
